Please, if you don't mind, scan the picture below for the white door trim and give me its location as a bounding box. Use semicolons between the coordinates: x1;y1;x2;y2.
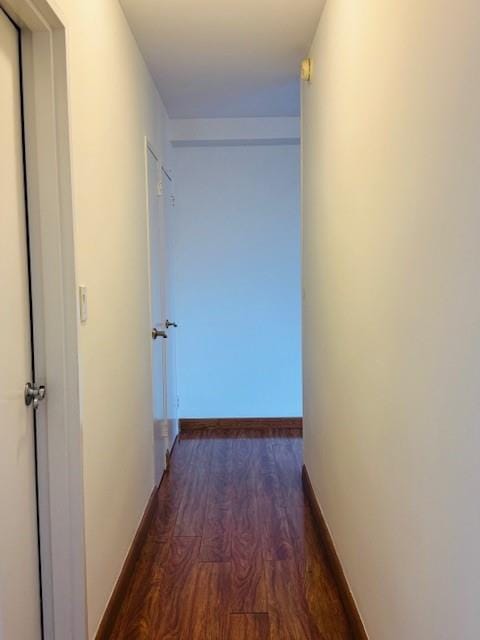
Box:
1;1;87;638
144;134;161;375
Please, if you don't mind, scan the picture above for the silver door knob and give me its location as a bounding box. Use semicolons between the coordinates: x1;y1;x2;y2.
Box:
152;328;167;340
165;320;178;328
24;382;46;409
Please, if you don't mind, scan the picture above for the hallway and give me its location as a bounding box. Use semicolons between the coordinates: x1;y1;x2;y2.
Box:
108;429;352;639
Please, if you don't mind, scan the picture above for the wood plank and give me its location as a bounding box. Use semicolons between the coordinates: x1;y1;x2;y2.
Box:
150;537;201;639
187;562;232;639
199;437;234;561
228;613;270;640
174;433;212;536
149;437;196;541
231;436;268;612
255;437;295;561
271;438;305;539
109;541;169;640
265;560;321;640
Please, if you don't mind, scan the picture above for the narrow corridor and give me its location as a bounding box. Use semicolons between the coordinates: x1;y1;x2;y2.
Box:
108;428;352;639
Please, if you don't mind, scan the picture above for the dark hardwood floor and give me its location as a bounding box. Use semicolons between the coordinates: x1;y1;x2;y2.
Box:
109;428;353;639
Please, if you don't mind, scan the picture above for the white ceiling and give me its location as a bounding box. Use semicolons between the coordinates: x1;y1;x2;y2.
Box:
120;0;324;118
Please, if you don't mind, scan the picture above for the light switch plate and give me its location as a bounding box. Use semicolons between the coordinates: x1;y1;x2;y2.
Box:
79;285;88;323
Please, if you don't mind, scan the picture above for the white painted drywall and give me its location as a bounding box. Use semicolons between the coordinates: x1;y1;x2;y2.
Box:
172;133;302;418
50;0;169;636
302;1;480;638
119;0;323;118
170;117;300;145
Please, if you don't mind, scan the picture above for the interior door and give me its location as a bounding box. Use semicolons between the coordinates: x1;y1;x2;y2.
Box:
147;145;168;481
0;9;42;639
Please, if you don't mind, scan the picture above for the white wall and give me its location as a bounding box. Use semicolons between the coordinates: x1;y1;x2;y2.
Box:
171;124;302;418
51;0;168;636
170;116;300;144
303;1;480;638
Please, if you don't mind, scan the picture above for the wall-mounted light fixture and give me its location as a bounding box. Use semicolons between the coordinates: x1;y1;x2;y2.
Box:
300;58;312;82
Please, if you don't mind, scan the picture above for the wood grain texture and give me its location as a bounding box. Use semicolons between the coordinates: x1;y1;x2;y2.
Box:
174;432;211;536
149;537;201;639
271;437;305;538
180;417;303;432
302;465;368;640
108;540;169;640
188;561;231;639
265;559;322;639
231;436;267;612
228;613;270;639
102;429;354;639
199;437;233;561
255;436;295;561
149;437;194;542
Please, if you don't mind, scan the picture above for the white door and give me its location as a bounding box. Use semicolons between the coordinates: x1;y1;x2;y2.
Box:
147;145;168;480
0;9;42;640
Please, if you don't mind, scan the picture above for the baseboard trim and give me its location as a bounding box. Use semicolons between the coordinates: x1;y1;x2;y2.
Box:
179;417;303;432
95;484;159;639
302;465;368;640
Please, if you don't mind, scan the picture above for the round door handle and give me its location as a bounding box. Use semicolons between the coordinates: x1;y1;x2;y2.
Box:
152;328;167;340
25;382;46;409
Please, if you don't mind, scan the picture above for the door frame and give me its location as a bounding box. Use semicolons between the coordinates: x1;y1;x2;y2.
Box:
0;1;87;638
161;164;180;450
